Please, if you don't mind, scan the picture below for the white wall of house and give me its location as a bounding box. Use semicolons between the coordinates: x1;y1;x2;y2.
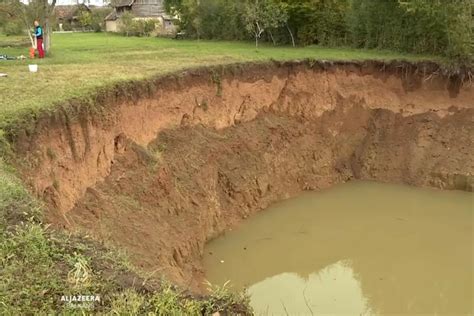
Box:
105;20;118;32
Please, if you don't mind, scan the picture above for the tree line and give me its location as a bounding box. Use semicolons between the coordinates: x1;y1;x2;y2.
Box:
164;0;473;64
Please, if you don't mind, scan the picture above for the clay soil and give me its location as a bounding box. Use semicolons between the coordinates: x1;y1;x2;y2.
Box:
11;61;474;292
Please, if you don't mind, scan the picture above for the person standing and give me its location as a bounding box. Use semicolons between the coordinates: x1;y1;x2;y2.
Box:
34;20;45;58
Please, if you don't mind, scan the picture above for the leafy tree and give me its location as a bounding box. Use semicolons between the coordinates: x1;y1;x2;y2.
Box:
264;0;288;45
346;0;472;64
164;0;199;37
399;0;472;64
196;0;246;40
163;0;183;16
164;0;247;40
78;10;92;31
243;0;287;48
90;7;112;32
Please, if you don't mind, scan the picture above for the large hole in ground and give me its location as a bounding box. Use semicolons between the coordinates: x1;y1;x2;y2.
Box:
66;106;473;307
15;61;473;313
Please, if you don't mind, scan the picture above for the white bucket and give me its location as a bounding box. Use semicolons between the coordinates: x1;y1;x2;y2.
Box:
28;64;38;73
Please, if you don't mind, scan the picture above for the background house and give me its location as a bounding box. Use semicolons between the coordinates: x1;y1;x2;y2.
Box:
54;4;111;32
105;0;175;34
54;4;91;31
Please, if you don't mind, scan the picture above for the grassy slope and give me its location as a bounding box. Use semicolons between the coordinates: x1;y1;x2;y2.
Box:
0;32;436;127
0;33;438;314
0;160;250;314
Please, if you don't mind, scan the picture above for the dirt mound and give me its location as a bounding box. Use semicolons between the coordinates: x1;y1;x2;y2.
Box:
10;61;474;292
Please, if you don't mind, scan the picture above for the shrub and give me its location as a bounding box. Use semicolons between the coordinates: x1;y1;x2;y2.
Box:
119;12;135;36
119;13;158;37
61;22;73;32
3;19;25;36
91;8;113;32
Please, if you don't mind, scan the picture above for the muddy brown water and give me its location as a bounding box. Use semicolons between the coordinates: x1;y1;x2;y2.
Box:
203;181;473;315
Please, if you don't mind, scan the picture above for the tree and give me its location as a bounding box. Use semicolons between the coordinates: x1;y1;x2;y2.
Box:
1;0;36;47
243;0;287;49
90;7;112;32
78;10;92;31
265;0;288;45
30;0;57;52
398;0;473;64
346;0;472;64
164;0;201;38
164;0;183;15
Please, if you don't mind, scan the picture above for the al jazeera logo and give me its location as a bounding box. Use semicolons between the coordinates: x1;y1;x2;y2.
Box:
60;294;100;310
61;257;100;309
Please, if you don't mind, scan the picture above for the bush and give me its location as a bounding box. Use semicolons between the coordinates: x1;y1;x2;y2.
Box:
3;19;25;36
346;0;472;63
91;8;113;32
297;0;348;46
170;0;247;41
119;13;158;37
78;11;93;30
61;22;73;32
119;12;135;36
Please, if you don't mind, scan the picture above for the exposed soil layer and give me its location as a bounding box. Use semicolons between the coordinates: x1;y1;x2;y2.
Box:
11;61;474;291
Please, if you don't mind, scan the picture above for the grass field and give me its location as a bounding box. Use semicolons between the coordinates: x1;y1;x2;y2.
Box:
0;32;437;128
0;34;30;48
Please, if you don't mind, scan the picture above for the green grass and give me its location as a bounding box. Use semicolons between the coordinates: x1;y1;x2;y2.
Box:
0;34;30;48
0;32;437;129
0;222;251;314
0;159;251;314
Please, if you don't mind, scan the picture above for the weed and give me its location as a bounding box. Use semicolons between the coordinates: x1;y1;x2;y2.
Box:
52;178;60;191
115;194;142;210
109;289;145;315
149;283;186;315
211;71;223;97
201;100;209;112
67;253;93;288
150;143;167;160
46;148;57;161
202;280;252;315
0;162;42;229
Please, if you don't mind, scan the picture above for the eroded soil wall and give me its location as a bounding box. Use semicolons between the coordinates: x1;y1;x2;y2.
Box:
12;61;474;291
